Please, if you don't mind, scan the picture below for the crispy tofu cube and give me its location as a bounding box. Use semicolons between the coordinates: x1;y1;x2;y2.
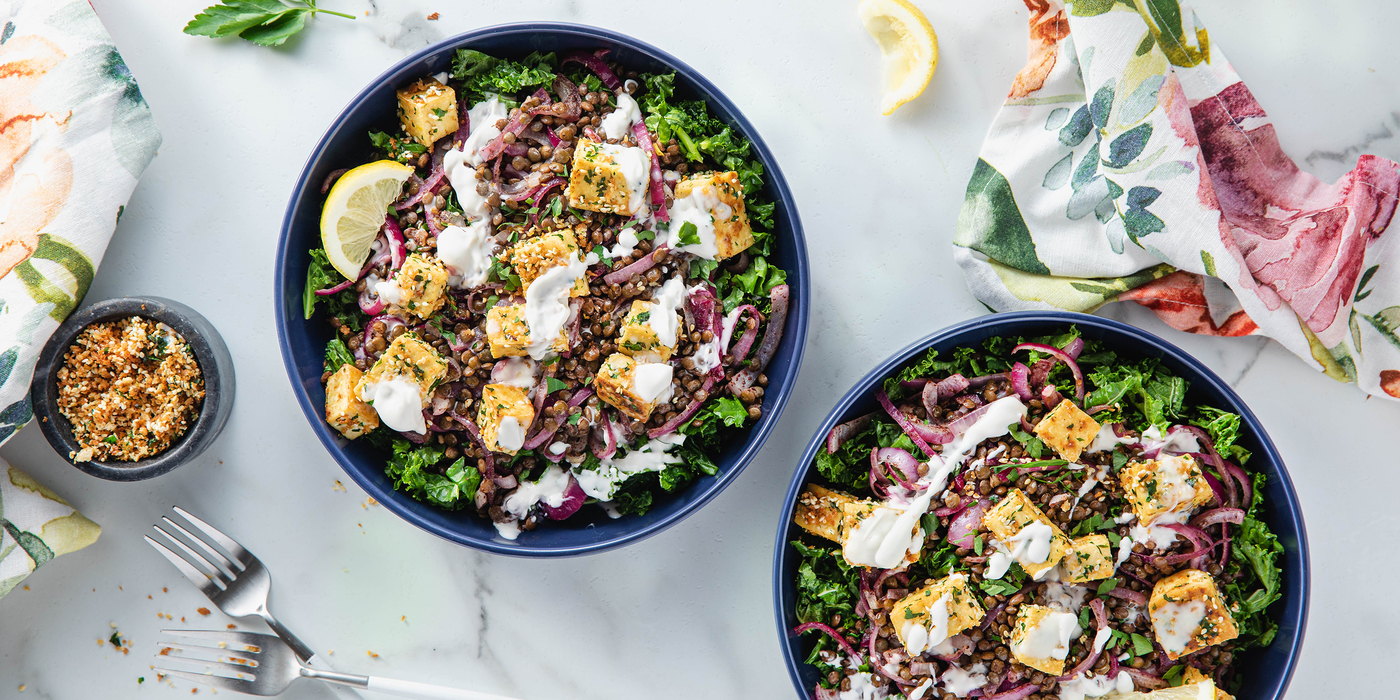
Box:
485;304;567;358
358;333;448;404
509;227;588;297
325;364;378;439
794;484;873;543
1183;668;1233;700
1149;569;1239;659
674;171;754;261
1033;399;1101;462
396;78;459;148
476;383;535;455
1009;605;1080;676
982;488;1072;580
567;140;648;216
1120;454;1215;526
617;300;677;362
891;573;985;654
594;353;660;421
382;253;449;320
1063;534;1115;583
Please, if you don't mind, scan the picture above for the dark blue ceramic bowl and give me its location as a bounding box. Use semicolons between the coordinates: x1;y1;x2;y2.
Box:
274;24;808;556
772;312;1308;700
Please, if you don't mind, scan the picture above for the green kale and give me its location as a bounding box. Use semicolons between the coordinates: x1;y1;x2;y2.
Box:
1222;471;1284;649
1192;405;1252;463
421;458;482;508
304;248;341;319
324;339;354;373
680;395;748;452
612;488;653;516
814;423;876;491
384;439;478;509
367;129;426;164
715;255;786;315
451;49;557;98
792;540;859;626
1083;357;1188;432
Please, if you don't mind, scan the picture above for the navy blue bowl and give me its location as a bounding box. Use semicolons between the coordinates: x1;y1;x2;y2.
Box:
274;24;808;556
772;312;1308;700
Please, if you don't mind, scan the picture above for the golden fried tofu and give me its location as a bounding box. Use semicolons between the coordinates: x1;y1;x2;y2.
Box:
567;140;648;216
794;484;872;543
1120;454;1215;526
381;253;449;320
1149;569;1239;659
476;383;534;455
510;227;588;296
1009;604;1080;676
674;171;753;261
485;303;567;358
1183;668;1234;700
891;573;985;654
358;333;447;403
325;364;378;439
982;488;1071;580
617;299;677;362
1064;534;1114;583
1033;399;1101;462
396;78;459;147
594;353;661;422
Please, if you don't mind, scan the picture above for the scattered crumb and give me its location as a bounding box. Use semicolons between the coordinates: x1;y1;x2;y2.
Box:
426;12;439;20
97;638;105;646
148;595;153;599
197;607;211;616
159;647;173;656
227;624;237;629
333;480;346;492
218;642;227;649
164;587;169;593
400;615;406;622
181;616;186;622
22;585;28;591
367;650;379;658
328;650;334;656
110;622;118;629
119;585;123;591
362;497;378;509
18;685;26;692
192;689;198;694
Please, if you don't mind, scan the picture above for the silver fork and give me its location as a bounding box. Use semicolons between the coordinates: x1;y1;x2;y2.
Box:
155;629;516;699
145;506;359;699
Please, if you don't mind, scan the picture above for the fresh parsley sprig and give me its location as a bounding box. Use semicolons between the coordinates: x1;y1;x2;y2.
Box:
184;0;354;47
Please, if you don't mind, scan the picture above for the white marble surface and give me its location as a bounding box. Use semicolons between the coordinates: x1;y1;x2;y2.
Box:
4;0;1400;698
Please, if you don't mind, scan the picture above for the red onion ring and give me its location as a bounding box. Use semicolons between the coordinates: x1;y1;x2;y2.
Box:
450;413;495;477
947;498;990;548
1191;507;1245;528
603;245;668;286
1015;342;1085;400
1058;599;1108;681
1010;362;1033;401
561;49;623;91
648;375;718;438
875;388;936;457
827;412;875;454
321;168;348;194
314;278;355;296
632;120;667;219
540;474;586;520
383;215;407;269
792;622;858;659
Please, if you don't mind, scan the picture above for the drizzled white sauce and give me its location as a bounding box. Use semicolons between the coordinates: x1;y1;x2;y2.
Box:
548;441;568;455
668;180;728;259
373;278;404;305
608;227;640;258
496;465;573;540
1057;670;1134;700
986;520;1056;581
1142;425;1201;455
492;357;538;390
901;592;951;656
523;256;587;359
941;397;1028;467
496;416;526;452
360;376;425;434
1044;579;1089;614
601;92;641;140
1011;610;1081;662
1087;424;1137;454
1151;599;1206;654
939;662;988;698
645;277;687;348
436;220;495;288
575;433;686;500
842;487;932;569
595;142;649;215
444;96;510;220
837;672;887;700
632;362;674;404
907;678;935;700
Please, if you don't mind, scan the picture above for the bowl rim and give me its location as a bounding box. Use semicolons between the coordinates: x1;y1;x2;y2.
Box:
770;310;1310;699
28;295;233;481
274;22;810;556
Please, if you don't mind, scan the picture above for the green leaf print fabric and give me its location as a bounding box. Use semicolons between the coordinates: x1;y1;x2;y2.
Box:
954;0;1400;400
0;0;162;596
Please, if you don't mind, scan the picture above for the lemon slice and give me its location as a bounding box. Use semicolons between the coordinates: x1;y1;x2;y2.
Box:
858;0;939;115
1111;680;1219;700
320;160;414;279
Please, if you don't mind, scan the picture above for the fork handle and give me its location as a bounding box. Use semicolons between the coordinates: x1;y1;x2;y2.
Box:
363;676;519;700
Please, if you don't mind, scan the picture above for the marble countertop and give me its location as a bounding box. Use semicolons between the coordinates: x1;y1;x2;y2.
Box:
4;0;1399;698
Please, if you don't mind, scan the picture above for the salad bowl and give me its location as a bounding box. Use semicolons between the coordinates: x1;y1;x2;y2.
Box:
275;23;808;556
772;311;1308;700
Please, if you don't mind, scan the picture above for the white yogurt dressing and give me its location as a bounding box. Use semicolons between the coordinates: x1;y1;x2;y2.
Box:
836;672;887;700
608;227;640;258
575;433;686;500
595;142;649;215
373;277;405;306
436;220;495;287
523;255;587;359
842;486;933;569
360;376;426;434
501;464;572;522
939;662;988;698
1044;579;1090;613
901;592;952;656
940;397;1028;467
647;277;687;348
1087;424;1137;454
986;519;1056;580
496;416;526;452
632;362;674;404
667;181;726;259
907;678;935;700
492;356;538;390
1011;610;1082;662
600;92;641;140
443;97;510;220
1057;671;1134;700
548;441;568;455
1151;599;1206;655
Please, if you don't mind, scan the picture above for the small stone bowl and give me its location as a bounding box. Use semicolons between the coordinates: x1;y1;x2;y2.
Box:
29;296;235;481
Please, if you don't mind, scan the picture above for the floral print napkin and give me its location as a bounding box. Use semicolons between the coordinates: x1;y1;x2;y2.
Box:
0;0;161;596
954;0;1400;400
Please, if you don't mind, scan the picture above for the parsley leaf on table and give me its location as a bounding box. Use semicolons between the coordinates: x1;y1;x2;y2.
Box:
184;0;354;47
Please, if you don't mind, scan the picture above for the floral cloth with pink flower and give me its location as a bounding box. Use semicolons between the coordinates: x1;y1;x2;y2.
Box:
954;0;1400;400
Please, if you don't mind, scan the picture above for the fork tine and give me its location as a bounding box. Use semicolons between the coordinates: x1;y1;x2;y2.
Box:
160;516;238;579
159;643;261;667
173;506;252;568
152;667;261;695
144;535;221;597
150;525;229;587
161;628;274;649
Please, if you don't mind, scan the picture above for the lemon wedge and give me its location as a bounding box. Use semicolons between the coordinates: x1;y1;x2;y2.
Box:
858;0;939;115
320;160;414;279
1111;680;1219;700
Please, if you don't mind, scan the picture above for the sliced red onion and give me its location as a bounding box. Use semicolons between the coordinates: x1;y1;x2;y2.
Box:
1150;524;1219;566
632;120;667;218
568;388;593;407
546;127;561;148
492;474;518;490
749;285;788;373
397;171;446;212
1010;362;1033;401
728;308;763;363
792;622;859;659
450;414;495;477
561;49;622;91
361;314;406;352
966;372;1009;390
361;235;393;275
827;413;875;454
383;215;407;269
1191;507;1245;528
321;168;348;194
1124;669;1167;690
983;683;1037;700
1105;585;1148;607
1042;384;1064;409
591;412;619;460
936;374;971;400
1015;342;1085;400
314;278;355;296
872;447;919;491
603;245;667;285
875;388;935;457
357;288;385;315
1058;599;1108;681
648;375;718;438
540;474;587;520
932;501;969;517
526;177;568;228
948;498;990;548
1086;404;1115;415
480;104;542;162
1064;337;1085;360
1200;469;1228;507
1019;414;1036;435
549;74;582;121
911;418;954;445
1220;460;1253;509
947;402;992;435
921;381;941;419
901;378;929;391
